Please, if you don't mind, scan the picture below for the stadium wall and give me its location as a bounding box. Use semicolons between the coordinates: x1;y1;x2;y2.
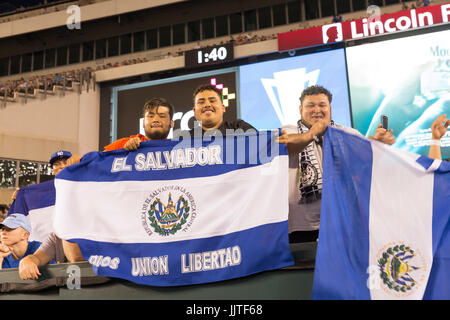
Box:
0;86;100;162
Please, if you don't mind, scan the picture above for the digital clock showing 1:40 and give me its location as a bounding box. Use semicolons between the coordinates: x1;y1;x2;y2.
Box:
197;46;228;64
185;43;234;67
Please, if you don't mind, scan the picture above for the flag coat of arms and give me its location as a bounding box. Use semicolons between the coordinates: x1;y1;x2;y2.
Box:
8;180;55;242
312;127;449;300
53;131;294;286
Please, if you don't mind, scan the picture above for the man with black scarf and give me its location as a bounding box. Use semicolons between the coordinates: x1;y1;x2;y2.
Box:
278;85;395;242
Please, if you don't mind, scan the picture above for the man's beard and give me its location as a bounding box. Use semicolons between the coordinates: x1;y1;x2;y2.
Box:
145;127;170;140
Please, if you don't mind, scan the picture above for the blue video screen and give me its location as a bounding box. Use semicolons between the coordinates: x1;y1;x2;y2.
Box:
238;48;351;130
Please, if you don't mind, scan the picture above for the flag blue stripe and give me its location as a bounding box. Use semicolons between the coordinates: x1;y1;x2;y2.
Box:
68;221;293;287
312;127;372;300
8;180;55;215
435;159;450;174
423;163;450;299
311;127;450;299
416;155;434;170
57;132;287;182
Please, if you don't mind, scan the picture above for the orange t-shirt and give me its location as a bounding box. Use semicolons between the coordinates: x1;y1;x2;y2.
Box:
103;134;147;151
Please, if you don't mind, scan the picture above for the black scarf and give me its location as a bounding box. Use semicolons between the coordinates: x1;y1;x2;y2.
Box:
296;120;334;204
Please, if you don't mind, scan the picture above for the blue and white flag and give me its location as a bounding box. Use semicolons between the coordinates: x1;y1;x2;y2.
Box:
8;180;55;242
312;127;450;300
53;131;294;286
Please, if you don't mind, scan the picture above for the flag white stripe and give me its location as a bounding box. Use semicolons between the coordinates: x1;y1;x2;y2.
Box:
369;142;433;300
54;156;288;244
426;159;442;172
28;206;54;242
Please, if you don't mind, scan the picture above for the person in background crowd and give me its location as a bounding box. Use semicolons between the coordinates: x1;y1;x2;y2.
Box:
18;231;84;280
0;206;8;222
0;214;40;269
332;15;342;23
428;114;449;160
188;84;255;137
277;85;395;243
103;97;175;152
48;150;84;267
50;150;74;176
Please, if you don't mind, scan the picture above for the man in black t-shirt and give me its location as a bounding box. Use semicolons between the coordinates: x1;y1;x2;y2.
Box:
189;84;255;137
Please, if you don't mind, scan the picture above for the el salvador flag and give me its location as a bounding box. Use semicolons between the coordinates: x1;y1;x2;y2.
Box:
8;180;56;242
53;131;294;286
312;126;450;300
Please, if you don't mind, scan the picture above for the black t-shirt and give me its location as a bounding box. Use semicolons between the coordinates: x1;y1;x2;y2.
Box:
187;119;256;137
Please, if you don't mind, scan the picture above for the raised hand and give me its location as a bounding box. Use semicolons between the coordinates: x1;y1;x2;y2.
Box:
431;114;449;140
124;137;141;151
370;124;395;145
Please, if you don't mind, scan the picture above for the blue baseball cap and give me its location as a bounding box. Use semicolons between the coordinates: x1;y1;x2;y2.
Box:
49;150;72;166
0;214;32;233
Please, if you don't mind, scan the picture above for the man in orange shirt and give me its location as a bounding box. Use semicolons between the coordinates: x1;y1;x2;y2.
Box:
104;97;175;151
